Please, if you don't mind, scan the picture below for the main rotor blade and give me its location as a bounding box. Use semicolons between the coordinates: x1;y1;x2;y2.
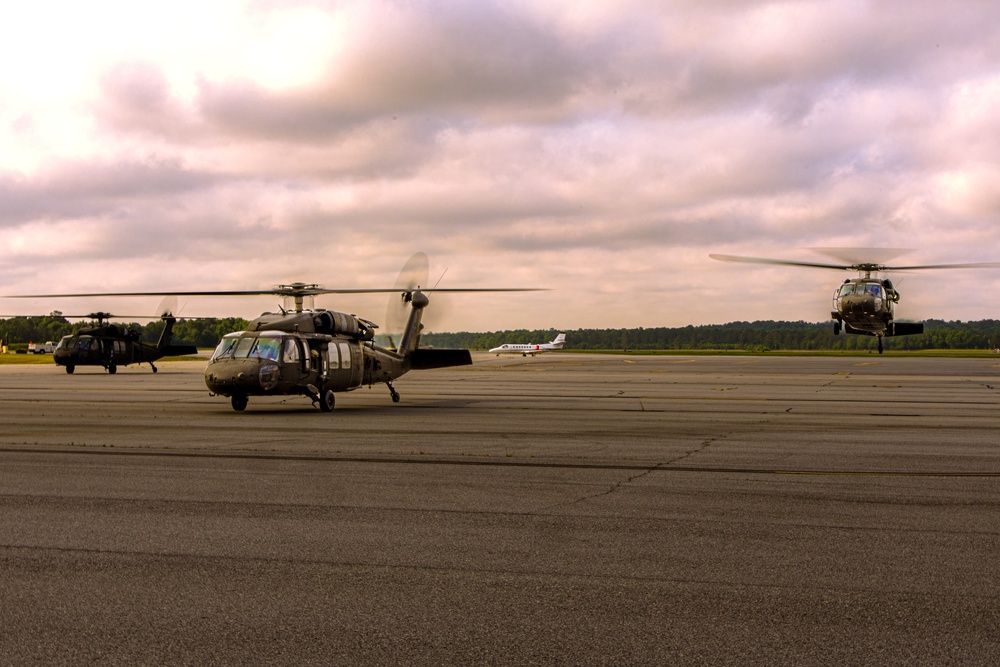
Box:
882;262;1000;271
709;254;851;271
806;247;912;266
3;287;546;299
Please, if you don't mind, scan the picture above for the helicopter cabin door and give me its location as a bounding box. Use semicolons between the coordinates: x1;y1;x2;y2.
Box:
326;340;361;390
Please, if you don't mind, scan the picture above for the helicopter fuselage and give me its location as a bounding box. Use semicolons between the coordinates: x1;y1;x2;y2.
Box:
830;278;923;348
831;278;896;336
205;330;406;400
53;317;197;374
204;296;472;411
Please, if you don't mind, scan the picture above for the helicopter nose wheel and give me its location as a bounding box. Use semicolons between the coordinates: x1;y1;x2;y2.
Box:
231;394;248;411
387;381;400;403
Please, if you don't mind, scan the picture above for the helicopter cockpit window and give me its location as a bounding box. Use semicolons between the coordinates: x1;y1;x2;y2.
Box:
253;335;281;361
865;284;883;297
211;335;240;361
839;284;856;297
57;336;73;350
232;336;256;359
77;336;93;351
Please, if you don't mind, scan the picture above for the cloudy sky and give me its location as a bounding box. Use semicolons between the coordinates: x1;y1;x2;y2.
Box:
3;0;1000;331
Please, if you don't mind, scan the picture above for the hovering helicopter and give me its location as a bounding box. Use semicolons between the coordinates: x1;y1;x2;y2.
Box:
6;253;540;410
710;250;1000;353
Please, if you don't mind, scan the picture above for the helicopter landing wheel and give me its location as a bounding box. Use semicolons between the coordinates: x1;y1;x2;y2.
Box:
833;321;841;335
108;364;117;374
65;365;75;375
387;381;400;403
319;389;335;412
877;339;884;354
151;364;158;374
231;394;248;411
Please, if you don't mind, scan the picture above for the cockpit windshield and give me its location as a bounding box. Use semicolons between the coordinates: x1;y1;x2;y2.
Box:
839;283;884;298
211;334;241;361
253;336;281;361
210;333;283;361
864;283;884;298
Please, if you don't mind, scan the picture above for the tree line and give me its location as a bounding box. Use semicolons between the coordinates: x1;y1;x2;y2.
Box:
4;315;1000;352
421;320;1000;352
0;315;249;350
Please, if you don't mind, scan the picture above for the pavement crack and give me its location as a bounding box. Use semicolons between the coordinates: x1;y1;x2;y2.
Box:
666;438;715;466
534;464;663;513
532;437;716;513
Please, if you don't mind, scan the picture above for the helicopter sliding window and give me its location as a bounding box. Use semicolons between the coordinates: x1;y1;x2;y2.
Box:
339;342;351;369
282;338;301;364
329;342;341;369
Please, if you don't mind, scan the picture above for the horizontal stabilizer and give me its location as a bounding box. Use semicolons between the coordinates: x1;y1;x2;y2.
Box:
409;348;472;370
889;322;924;337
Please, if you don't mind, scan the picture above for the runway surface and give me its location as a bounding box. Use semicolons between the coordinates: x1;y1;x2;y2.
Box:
1;353;999;664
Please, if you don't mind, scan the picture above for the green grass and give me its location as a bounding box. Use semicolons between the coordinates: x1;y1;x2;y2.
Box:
0;353;59;365
0;353;208;365
544;348;1000;358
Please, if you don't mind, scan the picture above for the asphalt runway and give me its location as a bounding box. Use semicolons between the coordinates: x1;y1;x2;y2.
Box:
1;353;999;665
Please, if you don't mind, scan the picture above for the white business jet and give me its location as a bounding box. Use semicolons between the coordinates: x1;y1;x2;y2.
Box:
489;333;566;356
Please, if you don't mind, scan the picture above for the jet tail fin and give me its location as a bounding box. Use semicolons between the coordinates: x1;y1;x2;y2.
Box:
551;332;566;348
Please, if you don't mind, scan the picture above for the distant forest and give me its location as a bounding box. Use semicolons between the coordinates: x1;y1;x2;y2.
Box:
0;315;250;349
421;320;1000;352
4;315;1000;352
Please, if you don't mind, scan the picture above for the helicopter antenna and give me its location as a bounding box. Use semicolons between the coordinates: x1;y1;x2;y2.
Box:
432;268;449;290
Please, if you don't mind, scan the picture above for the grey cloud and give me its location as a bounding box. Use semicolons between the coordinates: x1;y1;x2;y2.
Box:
0;159;218;226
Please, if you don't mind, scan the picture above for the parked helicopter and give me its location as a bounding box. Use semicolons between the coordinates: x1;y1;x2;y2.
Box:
710;250;1000;353
51;308;199;374
6;253;540;410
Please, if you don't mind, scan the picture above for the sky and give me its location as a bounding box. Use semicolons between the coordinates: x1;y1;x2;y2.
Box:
3;0;1000;332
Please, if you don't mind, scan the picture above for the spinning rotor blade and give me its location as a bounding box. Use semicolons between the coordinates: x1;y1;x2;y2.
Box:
806;247;911;267
879;261;1000;271
711;252;1000;274
385;252;430;343
710;254;851;271
156;295;179;318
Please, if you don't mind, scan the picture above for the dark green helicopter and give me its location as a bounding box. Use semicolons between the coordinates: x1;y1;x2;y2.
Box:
8;253;540;411
711;250;1000;353
197;253;538;411
52;307;198;374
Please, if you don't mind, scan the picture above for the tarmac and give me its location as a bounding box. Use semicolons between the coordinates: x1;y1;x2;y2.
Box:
1;353;999;664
